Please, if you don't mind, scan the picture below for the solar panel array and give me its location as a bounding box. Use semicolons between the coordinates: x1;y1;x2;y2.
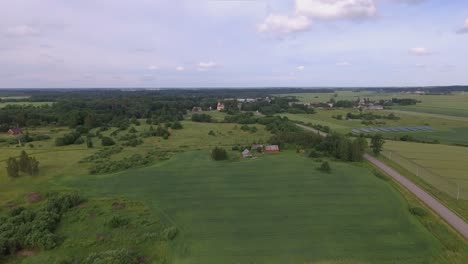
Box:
352;126;434;134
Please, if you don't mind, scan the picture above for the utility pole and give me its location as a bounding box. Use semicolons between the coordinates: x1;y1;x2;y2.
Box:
457;184;460;200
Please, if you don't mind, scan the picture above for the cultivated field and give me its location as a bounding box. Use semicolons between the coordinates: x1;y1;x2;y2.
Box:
283;91;468;118
280;109;468;145
55;151;442;264
381;141;468;218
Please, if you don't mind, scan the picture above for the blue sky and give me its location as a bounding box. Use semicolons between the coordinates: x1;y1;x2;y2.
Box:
1;0;467;88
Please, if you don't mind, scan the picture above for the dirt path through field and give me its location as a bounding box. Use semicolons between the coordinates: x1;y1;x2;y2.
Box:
296;123;468;239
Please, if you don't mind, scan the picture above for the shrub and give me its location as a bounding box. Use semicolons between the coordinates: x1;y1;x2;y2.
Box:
107;216;129;228
318;161;331;173
208;130;215;136
171;121;183;130
308;149;322;158
191;113;212;123
211;147;228;161
83;249;139;264
409;206;427;217
162;226;178;240
101;137;116;146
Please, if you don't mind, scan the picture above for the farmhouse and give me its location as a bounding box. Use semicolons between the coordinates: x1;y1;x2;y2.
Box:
8;127;23;136
265;145;279;153
242;149;252;158
217;102;225;111
251;144;263;151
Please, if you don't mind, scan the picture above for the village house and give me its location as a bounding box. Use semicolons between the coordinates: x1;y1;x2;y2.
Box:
217;102;225;111
8;127;23;136
251;144;263;151
242;149;252;158
265;145;279;153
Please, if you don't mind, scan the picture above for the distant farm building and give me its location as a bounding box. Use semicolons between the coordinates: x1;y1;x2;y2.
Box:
251;144;263;151
242;149;252;158
8;127;23;136
217;102;225;111
265;145;279;153
192;106;202;112
366;105;384;110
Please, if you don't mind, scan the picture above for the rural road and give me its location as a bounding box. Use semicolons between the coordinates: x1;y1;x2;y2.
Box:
296;123;468;239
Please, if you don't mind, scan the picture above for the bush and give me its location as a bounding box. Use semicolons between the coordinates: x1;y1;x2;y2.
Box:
208;130;216;136
308;149;322;158
101;137;116;146
83;249;139;264
171;121;183;130
162;226;178;240
0;192;83;257
191;113;212;123
211;147;228;161
318;161;331;173
107;216;129;228
409;206;427;217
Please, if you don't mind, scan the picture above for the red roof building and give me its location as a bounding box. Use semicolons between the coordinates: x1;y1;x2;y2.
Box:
8;128;23;136
265;145;279;153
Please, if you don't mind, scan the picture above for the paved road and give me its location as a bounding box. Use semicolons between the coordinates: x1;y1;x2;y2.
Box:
297;123;468;239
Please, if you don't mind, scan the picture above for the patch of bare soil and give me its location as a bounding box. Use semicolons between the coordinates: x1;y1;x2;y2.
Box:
26;192;43;203
16;249;38;257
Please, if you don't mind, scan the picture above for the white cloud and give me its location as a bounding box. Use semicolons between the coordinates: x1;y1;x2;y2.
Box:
297;65;305;71
336;61;351;66
295;0;377;20
257;14;312;34
147;65;159;70
415;63;426;68
456;18;468;34
409;47;431;56
5;25;40;37
175;66;185;71
198;61;219;70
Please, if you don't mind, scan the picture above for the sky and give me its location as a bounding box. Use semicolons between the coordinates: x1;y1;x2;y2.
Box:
1;0;467;88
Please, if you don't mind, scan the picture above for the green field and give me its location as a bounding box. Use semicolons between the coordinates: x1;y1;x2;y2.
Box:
280;109;468;145
282;91;468;118
381;141;468;218
47;151;443;264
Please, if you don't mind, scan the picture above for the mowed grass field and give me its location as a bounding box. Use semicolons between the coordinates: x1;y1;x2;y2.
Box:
280;109;468;145
281;91;468;118
54;151;443;264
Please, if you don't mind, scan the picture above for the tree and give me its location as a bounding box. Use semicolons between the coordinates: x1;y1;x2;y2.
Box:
18;150;30;173
28;157;39;176
371;134;385;155
6;157;19;178
211;147;228;161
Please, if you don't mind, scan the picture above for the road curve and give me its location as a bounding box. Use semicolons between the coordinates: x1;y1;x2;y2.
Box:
296;123;468;239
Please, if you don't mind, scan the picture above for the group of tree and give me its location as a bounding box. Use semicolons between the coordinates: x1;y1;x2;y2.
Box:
211;147;228;161
6;151;39;177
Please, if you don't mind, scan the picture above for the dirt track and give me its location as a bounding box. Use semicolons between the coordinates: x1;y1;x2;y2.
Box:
296;123;468;239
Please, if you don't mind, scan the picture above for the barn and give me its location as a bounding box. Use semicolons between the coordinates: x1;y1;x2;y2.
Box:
265;145;279;153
